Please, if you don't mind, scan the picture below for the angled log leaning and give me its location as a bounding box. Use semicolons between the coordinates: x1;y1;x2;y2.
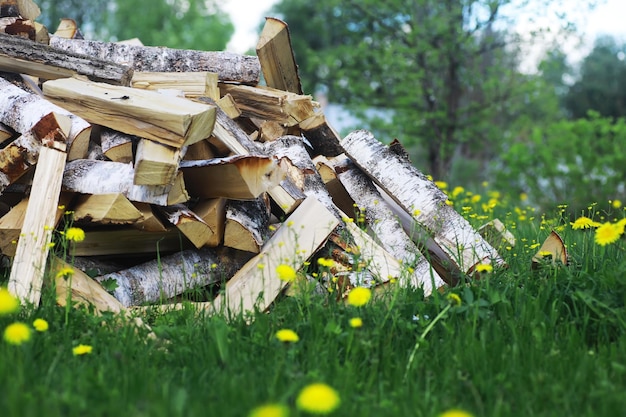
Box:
43;77;216;148
224;197;270;253
0;32;133;85
256;17;303;94
8;145;67;305
333;156;445;292
49;36;261;85
63;159;189;206
341;130;502;285
213;195;340;316
96;247;254;307
180;154;283;200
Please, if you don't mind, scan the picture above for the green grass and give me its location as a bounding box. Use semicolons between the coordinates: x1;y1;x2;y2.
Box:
1;190;626;417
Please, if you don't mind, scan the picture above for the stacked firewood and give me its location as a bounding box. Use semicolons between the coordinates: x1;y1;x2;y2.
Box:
0;1;507;316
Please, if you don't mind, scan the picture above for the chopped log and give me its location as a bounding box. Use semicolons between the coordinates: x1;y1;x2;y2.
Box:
183;139;216;161
131;71;219;98
0;191;73;256
0;33;133;85
221;84;316;127
213;195;339;316
192;198;225;247
341;130;502;284
215;94;241;119
100;127;136;163
72;193;143;225
300;113;345;157
224;197;270;253
49;36;260;85
256;17;302;94
259;120;287;142
478;218;516;252
13;0;40;20
313;154;355;216
43;77;216;148
0;77;91;188
180;154;283;200
159;204;214;249
53;18;82;39
0;16;33;39
0;122;14;143
63;159;189;206
8;145;66;305
72;227;191;256
96;246;253;307
131;202;167;232
133;140;182;185
531;230;567;268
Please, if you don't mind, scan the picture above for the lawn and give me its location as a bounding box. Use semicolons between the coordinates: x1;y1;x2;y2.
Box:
1;185;625;417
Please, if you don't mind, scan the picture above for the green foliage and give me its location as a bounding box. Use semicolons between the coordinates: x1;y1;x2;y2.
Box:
494;112;626;215
37;0;233;51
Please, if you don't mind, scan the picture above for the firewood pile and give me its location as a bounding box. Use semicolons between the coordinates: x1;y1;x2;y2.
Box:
0;0;507;316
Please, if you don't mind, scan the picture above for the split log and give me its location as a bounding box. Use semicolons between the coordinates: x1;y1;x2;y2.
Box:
0;77;91;189
100;127;136;163
224;197;270;253
256;17;302;94
213;195;340;316
0;122;14;143
159;204;214;249
43;77;216;148
96;246;254;307
215;94;241;119
191;198;225;247
133;140;183;185
300;113;345;157
0;33;133;85
49;36;260;85
478;218;516;252
131;202;168;232
221;84;316;127
259;120;287;142
71;227;191;256
63;159;189;206
8;145;66;305
131;71;219;98
3;0;40;20
313;155;355;216
0;191;73;256
183;139;216;161
72;193;143;225
180;154;283;200
53;18;83;39
341;130;502;284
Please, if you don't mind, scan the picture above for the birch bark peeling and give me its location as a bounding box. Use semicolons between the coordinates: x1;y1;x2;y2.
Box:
8;146;66;305
180;155;283;200
341;130;502;279
43;77;216;148
63;159;189;206
49;36;260;85
256;17;303;94
213;195;339;316
96;247;253;307
0;33;132;85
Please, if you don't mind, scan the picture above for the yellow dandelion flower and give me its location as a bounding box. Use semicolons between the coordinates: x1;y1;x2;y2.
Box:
471;194;481;204
520;192;528;201
33;318;49;332
317;258;335;268
257;263;266;270
439;409;474;417
595;222;621;246
276;264;297;282
612;199;622;209
4;322;31;345
451;186;464;199
72;344;93;356
275;329;299;343
287;220;294;227
269;224;277;231
57;205;65;210
347;287;371;307
435;181;448;190
413;208;422;217
538;250;553;258
55;266;74;280
571;216;600;230
474;263;493;273
447;293;462;306
616;218;626;234
445;199;453;206
0;287;20;315
296;383;341;414
65;227;85;242
248;403;289;417
349;317;363;328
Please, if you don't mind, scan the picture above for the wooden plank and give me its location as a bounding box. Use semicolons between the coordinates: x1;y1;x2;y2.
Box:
131;71;219;98
8;145;67;305
341;130;502;284
49;36;260;85
43;77;216;148
0;32;133;85
256;17;303;94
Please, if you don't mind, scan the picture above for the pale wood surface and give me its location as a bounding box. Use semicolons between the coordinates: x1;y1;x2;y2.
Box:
223;197;270;253
133;139;182;185
71;227;191;256
131;71;218;98
159;204;215;249
100;127;136;163
73;193;143;225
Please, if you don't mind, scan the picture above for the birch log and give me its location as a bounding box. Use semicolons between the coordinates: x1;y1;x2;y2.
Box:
96;247;254;307
224;197;270;253
100;127;136;163
0;32;133;85
159;204;215;249
72;193;143;225
49;36;260;85
341;130;502;282
63;159;189;206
